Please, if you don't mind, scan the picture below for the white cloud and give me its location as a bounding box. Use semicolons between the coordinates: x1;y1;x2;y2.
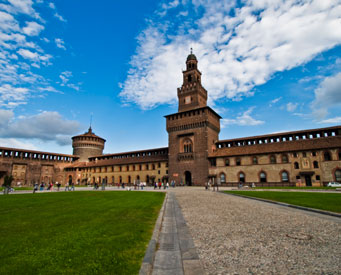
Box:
286;102;298;112
0;11;20;32
2;0;41;20
318;117;341;124
120;0;341;109
269;96;282;107
54;12;66;22
0;109;14;126
312;72;341;118
55;38;66;50
17;48;52;65
49;3;56;9
0;138;37;150
221;107;264;127
0;110;80;145
0;0;67;109
17;48;38;60
59;71;72;84
22;21;44;36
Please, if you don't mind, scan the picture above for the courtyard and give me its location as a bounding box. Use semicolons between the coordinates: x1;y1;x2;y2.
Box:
0;187;340;274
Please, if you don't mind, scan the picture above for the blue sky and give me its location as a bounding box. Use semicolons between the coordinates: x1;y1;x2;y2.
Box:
0;0;340;155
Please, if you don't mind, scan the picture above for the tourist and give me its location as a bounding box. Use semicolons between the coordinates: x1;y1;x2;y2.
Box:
56;182;61;191
158;181;162;189
33;183;38;193
70;182;75;191
166;182;169;189
65;182;69;191
40;182;44;191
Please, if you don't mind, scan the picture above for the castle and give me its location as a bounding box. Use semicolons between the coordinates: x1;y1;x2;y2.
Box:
1;53;341;187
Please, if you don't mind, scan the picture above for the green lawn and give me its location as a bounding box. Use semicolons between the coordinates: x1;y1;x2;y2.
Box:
0;187;33;191
0;191;165;275
225;191;341;213
252;186;337;190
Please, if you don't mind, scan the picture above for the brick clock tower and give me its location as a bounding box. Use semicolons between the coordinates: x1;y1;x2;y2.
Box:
166;52;221;185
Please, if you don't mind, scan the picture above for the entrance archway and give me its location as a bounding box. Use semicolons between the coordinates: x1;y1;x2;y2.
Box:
305;175;312;186
185;171;192;186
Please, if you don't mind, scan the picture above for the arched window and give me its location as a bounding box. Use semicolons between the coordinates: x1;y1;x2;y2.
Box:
294;162;299;169
282;154;288;163
324;151;331;161
260;172;267;183
239;172;245;183
236;158;241;166
128;176;131;183
183;139;193;153
220;173;226;183
119;176;122;183
281;171;289;182
335;170;341;182
313;161;319;168
338;149;341;160
270;155;276;164
252;157;258;164
188;74;192;82
112;176;115;184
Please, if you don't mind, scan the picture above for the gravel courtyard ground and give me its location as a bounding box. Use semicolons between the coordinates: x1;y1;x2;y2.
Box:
172;188;341;274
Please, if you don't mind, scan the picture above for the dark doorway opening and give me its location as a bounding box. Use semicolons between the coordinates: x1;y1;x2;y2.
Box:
185;171;192;186
305;175;312;186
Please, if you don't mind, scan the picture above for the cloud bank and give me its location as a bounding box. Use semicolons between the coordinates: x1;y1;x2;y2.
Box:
0;109;80;146
120;0;341;111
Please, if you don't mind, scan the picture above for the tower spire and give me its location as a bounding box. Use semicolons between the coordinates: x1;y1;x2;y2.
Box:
89;113;93;133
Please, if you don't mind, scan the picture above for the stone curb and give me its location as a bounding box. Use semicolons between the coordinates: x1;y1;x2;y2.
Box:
139;193;168;275
222;191;341;218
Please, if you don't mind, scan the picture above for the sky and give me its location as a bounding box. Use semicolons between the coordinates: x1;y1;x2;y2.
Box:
0;0;340;155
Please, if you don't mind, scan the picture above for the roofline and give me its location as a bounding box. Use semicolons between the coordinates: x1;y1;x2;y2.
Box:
72;134;106;142
164;106;222;119
216;125;341;144
89;146;169;159
0;146;77;157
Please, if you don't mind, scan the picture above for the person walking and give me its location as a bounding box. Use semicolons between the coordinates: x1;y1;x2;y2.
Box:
33;183;38;193
70;182;75;191
56;182;61;191
65;182;69;191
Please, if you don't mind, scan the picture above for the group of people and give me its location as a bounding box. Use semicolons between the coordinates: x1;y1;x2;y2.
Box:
33;181;70;193
153;181;170;190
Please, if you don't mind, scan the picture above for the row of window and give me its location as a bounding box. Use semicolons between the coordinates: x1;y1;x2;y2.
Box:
80;162;165;173
84;174;167;184
218;171;290;183
220;150;341;167
218;169;341;183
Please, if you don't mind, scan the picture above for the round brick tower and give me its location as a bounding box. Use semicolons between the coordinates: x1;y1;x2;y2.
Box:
72;127;105;162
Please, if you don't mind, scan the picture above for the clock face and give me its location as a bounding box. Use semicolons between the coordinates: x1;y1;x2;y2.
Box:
185;96;191;104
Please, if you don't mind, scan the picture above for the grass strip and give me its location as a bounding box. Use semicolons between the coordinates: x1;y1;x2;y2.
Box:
0;191;165;275
225;191;341;213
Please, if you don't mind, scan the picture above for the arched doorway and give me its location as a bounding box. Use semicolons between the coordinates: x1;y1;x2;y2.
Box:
185;171;192;186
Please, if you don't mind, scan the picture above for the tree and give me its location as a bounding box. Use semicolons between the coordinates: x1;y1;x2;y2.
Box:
2;175;13;195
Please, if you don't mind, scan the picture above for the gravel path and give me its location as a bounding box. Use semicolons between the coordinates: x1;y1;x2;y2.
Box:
172;188;341;275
